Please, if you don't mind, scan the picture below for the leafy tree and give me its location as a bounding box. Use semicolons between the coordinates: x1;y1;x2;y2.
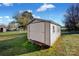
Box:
13;11;33;30
64;4;79;31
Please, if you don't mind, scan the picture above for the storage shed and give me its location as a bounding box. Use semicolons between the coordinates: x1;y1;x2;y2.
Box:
27;18;61;47
0;25;7;32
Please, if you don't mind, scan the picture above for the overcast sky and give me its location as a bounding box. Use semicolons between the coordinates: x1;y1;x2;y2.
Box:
0;3;72;26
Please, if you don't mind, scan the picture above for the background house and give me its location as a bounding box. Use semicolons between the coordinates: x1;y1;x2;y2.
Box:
27;18;61;47
7;22;19;31
0;25;7;32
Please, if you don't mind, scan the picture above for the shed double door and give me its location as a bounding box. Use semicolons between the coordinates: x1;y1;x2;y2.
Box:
29;22;50;46
29;22;45;44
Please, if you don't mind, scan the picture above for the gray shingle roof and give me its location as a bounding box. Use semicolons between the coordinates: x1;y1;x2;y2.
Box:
28;18;61;26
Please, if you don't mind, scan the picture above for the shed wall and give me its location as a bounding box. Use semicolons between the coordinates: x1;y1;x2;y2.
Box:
3;28;6;32
27;21;61;46
27;22;45;43
44;22;50;45
50;24;61;46
0;27;6;32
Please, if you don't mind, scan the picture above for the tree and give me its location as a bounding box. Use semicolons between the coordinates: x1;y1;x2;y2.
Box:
64;4;79;31
13;11;33;30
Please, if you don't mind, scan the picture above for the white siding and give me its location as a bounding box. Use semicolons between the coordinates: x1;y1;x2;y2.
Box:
28;22;45;43
3;28;6;32
27;21;61;46
50;24;61;46
44;22;50;46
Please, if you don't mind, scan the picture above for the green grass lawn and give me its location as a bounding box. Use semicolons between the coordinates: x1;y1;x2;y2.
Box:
62;34;79;55
0;31;40;56
0;31;79;56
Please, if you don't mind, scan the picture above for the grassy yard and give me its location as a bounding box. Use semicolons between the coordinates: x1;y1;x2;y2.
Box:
0;31;79;56
0;31;40;56
62;34;79;55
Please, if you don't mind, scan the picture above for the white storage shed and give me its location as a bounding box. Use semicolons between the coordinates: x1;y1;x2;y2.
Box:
27;18;61;47
0;25;7;32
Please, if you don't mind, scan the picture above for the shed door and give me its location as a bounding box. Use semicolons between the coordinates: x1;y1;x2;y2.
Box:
45;23;50;46
29;22;45;43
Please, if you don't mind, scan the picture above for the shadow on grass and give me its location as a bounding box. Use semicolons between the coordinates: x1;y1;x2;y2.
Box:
0;35;42;56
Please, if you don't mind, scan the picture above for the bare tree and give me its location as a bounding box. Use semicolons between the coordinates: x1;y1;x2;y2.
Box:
64;4;79;31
